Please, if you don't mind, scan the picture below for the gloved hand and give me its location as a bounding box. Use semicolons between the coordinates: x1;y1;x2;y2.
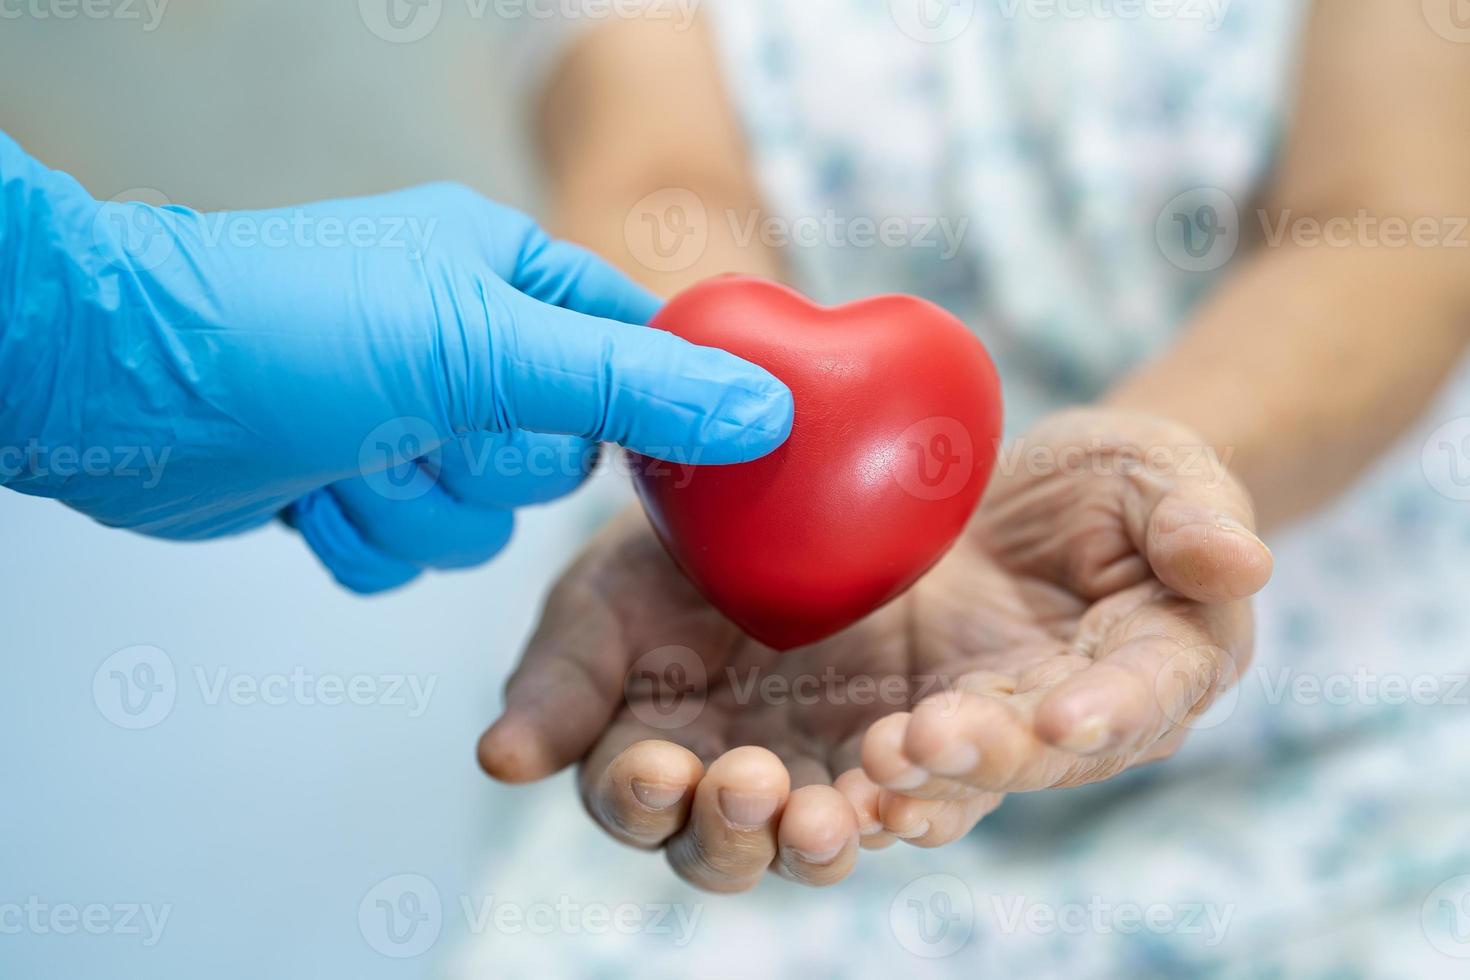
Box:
0;132;793;592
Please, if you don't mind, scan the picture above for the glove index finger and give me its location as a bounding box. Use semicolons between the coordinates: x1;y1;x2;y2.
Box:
510;227;663;327
491;292;794;466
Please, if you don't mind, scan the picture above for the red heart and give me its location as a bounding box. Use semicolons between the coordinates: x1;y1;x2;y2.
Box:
633;276;1003;650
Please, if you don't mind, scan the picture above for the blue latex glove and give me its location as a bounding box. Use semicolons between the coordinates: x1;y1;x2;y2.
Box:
0;132;793;592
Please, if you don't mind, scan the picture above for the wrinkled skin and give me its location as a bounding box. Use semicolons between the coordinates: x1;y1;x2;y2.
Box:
479;409;1272;892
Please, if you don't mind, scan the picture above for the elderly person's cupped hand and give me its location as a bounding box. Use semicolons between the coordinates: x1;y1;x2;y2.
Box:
478;407;1270;892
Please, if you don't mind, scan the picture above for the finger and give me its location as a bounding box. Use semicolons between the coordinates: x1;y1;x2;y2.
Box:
1033;598;1249;756
775;785;860;887
490;285;794;465
877;789;1005;848
477;565;630;783
1118;445;1273;604
860;712;977;802
285;489;421;594
427;187;662;327
434;431;597;510
581;737;704;850
885;690;1082;794
666;746;789;894
328;475;514;570
507;228;663;327
833;768;895;848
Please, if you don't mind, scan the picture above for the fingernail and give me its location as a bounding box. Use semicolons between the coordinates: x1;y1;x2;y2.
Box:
891;820;930;840
1057;714;1112;754
631;779;686;811
925;743;979;777
1212;516;1268;548
788;841;845;866
717;789;780;828
727;376;794;434
860;820;885;837
885;765;929;791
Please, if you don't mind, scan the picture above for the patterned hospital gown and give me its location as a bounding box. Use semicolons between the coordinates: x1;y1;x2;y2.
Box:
454;3;1470;976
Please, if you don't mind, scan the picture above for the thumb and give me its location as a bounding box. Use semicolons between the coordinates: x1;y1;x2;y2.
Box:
484;286;794;465
1125;443;1274;603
